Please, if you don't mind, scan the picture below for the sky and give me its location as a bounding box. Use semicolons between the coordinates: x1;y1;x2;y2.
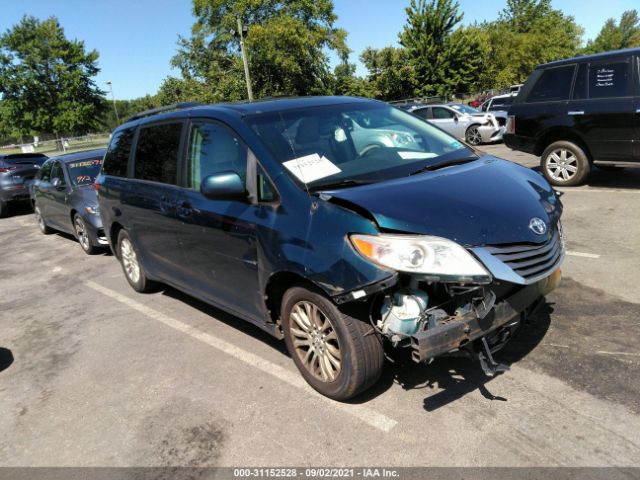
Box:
0;0;638;100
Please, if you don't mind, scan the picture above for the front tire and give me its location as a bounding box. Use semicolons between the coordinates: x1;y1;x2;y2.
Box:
73;214;98;255
34;204;52;234
117;230;157;293
281;287;384;401
465;125;482;146
541;141;590;186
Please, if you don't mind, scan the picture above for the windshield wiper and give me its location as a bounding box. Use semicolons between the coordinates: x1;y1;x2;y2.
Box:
309;179;371;192
409;156;478;176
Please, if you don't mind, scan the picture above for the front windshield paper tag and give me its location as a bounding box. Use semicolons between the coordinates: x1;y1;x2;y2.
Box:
398;151;437;160
283;154;341;183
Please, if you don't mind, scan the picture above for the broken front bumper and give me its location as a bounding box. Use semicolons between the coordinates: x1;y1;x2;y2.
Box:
410;269;561;363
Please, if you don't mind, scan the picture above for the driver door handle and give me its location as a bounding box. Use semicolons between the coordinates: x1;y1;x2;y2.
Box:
568;111;584;116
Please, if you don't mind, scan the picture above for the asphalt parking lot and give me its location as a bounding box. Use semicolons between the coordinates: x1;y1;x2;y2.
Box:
1;144;640;468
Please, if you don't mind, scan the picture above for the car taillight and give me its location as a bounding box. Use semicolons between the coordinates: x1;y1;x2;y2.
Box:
506;115;516;134
0;167;18;173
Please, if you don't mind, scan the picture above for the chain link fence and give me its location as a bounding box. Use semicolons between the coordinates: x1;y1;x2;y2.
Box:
0;133;111;156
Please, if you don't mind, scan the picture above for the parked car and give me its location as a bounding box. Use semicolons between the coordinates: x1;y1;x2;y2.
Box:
402;103;504;145
480;93;517;112
31;148;108;254
448;102;508;129
0;153;48;217
469;93;492;108
505;48;640;186
97;97;564;400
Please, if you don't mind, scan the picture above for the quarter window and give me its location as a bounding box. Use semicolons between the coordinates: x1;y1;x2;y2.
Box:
588;61;630;99
134;122;183;184
187;122;247;190
527;65;575;103
103;127;135;177
257;166;277;202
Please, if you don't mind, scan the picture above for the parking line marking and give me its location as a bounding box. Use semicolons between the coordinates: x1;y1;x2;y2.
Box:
596;350;640;357
556;188;640;194
566;251;600;259
85;280;398;433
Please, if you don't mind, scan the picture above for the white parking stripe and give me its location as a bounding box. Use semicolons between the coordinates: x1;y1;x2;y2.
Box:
85;280;398;433
566;251;600;259
556;188;640;194
596;351;640;357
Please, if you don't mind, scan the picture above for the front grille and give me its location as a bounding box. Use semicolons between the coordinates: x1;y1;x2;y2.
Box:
484;232;563;281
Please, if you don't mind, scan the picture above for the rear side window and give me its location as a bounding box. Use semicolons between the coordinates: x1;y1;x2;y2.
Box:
589;60;631;99
413;108;430;120
103;128;135;177
489;97;513;110
527;65;575;103
134;123;183;185
432;107;455;119
186;121;247;190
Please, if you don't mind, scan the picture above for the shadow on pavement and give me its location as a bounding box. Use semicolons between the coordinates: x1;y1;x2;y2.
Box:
2;202;33;218
0;347;14;374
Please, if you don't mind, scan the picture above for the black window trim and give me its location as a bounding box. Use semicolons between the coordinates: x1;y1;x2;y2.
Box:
185;117;280;205
526;63;577;104
130;119;187;187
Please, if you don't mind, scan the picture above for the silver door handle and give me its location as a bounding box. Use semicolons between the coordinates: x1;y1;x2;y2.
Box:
568;111;584;116
635;109;640;113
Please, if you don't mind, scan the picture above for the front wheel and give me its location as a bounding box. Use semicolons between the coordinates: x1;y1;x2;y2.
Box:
541;141;590;186
281;287;384;400
73;214;98;255
465;125;482;145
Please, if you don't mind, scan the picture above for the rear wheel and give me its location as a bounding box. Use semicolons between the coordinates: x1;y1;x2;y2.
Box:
541;140;590;186
465;125;482;146
73;214;98;255
281;286;384;400
34;204;52;234
117;230;157;293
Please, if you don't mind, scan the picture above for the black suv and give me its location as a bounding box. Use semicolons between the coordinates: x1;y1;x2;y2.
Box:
504;48;640;186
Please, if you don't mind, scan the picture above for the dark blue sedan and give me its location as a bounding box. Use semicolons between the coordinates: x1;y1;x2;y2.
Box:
31;148;107;254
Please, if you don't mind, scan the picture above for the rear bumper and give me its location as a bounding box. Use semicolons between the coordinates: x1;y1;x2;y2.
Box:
410;270;560;362
503;133;537;155
478;125;505;143
0;184;31;203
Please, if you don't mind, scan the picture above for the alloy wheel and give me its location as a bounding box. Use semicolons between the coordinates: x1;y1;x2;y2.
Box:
466;127;482;145
289;300;341;382
546;149;578;182
74;217;91;252
120;238;141;284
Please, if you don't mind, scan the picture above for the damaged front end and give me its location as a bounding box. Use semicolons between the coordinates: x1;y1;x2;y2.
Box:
333;229;564;376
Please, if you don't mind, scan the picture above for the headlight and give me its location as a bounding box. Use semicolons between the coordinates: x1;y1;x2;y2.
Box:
389;132;414;146
350;234;491;283
85;205;99;215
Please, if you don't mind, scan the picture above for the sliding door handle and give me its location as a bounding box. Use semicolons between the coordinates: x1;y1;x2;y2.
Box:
568;111;584;116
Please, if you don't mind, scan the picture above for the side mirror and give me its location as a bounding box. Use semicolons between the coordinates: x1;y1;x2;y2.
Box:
200;172;247;201
52;178;64;190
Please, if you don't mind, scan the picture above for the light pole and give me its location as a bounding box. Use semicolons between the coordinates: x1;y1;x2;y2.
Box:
105;81;120;123
232;18;253;101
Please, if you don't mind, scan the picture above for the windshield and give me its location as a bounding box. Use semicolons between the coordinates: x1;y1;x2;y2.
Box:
67;157;103;186
246;102;475;189
450;104;480;114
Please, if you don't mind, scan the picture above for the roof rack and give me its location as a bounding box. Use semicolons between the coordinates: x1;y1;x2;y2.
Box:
127;102;202;121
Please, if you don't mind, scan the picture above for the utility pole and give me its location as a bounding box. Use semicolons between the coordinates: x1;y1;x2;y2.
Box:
105;81;120;123
236;18;253;101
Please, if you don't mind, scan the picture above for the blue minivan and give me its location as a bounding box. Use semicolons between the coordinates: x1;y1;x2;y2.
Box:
97;97;564;400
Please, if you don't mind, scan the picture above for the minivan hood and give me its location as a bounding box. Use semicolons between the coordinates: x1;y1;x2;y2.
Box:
323;157;561;246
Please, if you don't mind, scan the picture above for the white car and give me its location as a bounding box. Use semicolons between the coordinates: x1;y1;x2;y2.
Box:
404;103;505;145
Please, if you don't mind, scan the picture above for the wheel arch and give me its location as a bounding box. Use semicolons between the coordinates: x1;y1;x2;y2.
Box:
264;271;332;326
535;128;593;161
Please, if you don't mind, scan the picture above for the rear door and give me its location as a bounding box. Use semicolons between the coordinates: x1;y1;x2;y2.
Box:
568;55;635;162
127;121;186;282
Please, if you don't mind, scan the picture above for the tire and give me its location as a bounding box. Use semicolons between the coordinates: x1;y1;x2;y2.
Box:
465;125;483;146
116;229;157;293
34;204;52;234
541;141;591;186
281;286;384;401
0;200;7;218
73;214;98;255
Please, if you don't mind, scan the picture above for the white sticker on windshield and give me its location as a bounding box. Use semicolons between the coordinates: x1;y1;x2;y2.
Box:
283;154;341;183
397;151;438;160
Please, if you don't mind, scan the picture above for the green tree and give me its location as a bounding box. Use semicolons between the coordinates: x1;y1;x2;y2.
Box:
398;0;482;97
0;15;105;139
163;0;349;102
584;10;640;54
360;47;417;100
332;62;373;97
476;0;583;89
